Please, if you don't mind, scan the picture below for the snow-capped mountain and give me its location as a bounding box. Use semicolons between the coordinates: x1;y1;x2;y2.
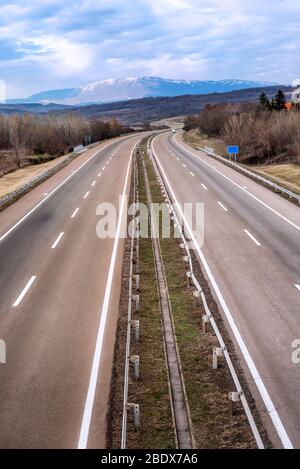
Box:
8;77;278;105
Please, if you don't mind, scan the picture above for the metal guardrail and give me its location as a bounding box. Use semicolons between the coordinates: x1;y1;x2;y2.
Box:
150;140;265;449
199;147;300;204
0;153;76;209
0;133;147;211
0;138;115;210
121;151;140;448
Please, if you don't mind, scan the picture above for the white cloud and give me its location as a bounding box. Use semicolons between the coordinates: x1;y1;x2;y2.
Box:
20;35;94;75
0;0;300;96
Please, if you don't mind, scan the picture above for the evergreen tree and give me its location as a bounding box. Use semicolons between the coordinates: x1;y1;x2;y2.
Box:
258;92;271;111
272;89;287;111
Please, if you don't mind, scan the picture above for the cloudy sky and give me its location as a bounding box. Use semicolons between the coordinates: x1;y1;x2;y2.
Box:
0;0;299;98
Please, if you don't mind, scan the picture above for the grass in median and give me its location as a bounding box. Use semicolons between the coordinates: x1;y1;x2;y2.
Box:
144;148;260;448
107;143;175;449
126;147;175;449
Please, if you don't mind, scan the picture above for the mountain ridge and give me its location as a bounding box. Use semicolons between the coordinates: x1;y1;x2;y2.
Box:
7;76;279;105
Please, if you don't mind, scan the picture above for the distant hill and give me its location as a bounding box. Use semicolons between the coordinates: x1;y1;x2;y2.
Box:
0;102;71;114
57;85;294;125
6;76;279;105
0;85;293;126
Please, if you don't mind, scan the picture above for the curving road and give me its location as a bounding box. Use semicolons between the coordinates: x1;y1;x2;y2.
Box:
0;132;145;448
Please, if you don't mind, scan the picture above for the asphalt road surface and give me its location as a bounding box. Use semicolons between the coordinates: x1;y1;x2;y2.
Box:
152;131;300;449
0;133;144;448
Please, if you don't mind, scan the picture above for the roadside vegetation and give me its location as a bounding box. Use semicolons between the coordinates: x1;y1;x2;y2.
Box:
0;113;129;176
184;90;300;166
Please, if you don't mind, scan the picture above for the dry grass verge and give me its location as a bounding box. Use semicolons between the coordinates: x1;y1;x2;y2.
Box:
255;164;300;195
183;130;300;196
183;129;227;157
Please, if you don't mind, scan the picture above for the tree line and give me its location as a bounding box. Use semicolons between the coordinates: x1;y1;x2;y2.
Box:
184;90;300;165
0;113;129;171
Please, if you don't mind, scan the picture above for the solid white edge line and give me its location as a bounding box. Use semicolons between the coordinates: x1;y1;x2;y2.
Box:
0;137;131;244
13;276;37;307
71;208;79;219
174;135;300;233
83;191;90;199
51;232;64;249
218;201;228;212
244;229;261;246
152;136;293;449
295;284;300;292
77;140;138;449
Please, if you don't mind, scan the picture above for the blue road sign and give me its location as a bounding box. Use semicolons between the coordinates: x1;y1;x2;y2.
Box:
227;145;239;155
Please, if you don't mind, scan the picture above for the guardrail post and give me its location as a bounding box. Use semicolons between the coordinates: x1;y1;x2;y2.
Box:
127;403;140;431
186;271;192;287
130;355;140;380
193;290;200;306
134;320;140;342
213;347;224;369
228;391;241;416
135;274;140;292
202;314;210;334
132;294;140;313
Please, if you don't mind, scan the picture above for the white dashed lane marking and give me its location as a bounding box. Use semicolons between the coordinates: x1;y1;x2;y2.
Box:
218;201;228;212
244;229;261;246
13;276;37;307
51;232;64;249
71;208;79;219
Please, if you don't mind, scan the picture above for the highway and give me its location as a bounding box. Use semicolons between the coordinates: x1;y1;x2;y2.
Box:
0;132;144;448
152;131;300;448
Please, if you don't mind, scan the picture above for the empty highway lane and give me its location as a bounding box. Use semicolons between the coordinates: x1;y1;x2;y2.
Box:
152;131;300;448
0;133;145;448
